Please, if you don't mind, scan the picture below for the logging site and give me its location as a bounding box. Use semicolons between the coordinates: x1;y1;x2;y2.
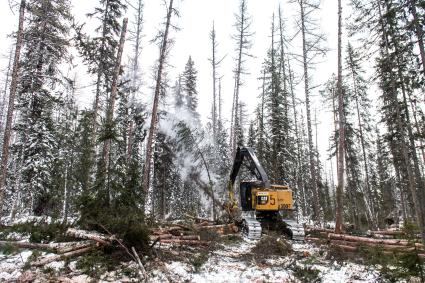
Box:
0;0;425;282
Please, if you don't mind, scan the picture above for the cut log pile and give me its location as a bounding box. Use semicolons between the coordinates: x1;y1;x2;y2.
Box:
150;221;239;246
305;227;425;259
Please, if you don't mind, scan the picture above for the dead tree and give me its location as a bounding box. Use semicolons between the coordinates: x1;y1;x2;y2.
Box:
294;0;328;224
142;0;175;196
0;47;14;132
127;0;144;163
335;0;344;234
209;22;225;143
0;0;26;210
230;0;253;156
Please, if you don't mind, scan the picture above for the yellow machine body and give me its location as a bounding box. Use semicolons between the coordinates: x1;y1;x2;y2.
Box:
251;185;293;212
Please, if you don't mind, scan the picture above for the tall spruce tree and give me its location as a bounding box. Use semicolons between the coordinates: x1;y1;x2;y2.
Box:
14;0;71;215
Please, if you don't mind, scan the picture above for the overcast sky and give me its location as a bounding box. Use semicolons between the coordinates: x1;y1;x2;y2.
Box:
0;0;341;173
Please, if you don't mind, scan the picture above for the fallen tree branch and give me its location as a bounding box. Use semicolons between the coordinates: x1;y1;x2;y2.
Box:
32;246;94;267
132;246;148;282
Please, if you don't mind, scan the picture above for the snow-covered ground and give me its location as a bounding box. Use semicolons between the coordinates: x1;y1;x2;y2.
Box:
148;239;380;283
0;236;381;282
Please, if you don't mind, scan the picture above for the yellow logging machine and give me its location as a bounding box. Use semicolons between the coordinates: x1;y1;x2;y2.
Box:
228;147;304;240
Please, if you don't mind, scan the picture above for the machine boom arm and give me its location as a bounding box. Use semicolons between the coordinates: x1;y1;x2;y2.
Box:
229;147;270;189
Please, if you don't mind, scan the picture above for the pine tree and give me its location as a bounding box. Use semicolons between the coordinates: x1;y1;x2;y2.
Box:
182;56;199;118
75;0;127;143
14;0;71;216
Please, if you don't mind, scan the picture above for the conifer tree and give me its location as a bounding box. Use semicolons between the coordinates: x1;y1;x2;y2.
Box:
13;0;71;215
182;56;199;118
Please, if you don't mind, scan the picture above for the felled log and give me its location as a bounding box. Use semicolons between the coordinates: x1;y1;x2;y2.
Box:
329;239;419;252
330;243;357;252
56;241;96;254
370;230;405;236
150;234;200;241
0;240;53;250
328;233;424;249
184;213;215;224
305;237;327;244
65;228;115;245
159;239;209;246
305;228;335;234
199;224;239;234
32;246;94;267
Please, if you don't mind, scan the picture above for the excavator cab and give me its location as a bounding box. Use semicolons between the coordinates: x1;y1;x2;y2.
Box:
228;147;304;240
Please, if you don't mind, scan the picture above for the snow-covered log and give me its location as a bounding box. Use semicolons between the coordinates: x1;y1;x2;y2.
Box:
0;240;53;250
329;239;420;252
65;228;115;245
328;233;424;248
32;246;94;267
159;239;209;246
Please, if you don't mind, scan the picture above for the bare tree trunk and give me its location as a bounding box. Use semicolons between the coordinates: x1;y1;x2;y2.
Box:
211;22;217;142
142;0;174;195
278;6;289;129
288;59;306;215
335;0;344;234
102;18;128;181
0;48;14;133
127;0;144;163
230;0;251;157
218;78;222;125
300;0;320;224
0;0;26;210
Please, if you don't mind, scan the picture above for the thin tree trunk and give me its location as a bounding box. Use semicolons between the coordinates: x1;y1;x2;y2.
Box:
0;0;26;210
127;0;144;164
0;48;14;133
211;22;217;142
218;78;222;125
102;18;128;174
335;0;344;234
142;0;174;195
231;1;247;157
300;0;320;224
278;6;289;132
62;167;68;224
288;58;306;216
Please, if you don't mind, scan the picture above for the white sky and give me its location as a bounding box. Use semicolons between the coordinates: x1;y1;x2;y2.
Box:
0;0;341;175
